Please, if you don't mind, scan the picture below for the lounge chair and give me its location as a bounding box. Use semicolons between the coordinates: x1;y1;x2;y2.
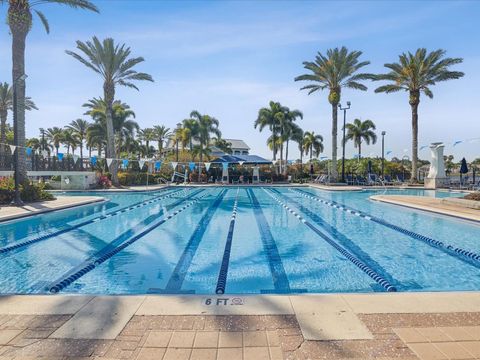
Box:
367;173;378;186
383;175;394;185
355;176;367;186
346;175;355;185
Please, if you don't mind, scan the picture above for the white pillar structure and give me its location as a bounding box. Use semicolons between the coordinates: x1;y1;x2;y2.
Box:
222;165;229;183
424;142;447;189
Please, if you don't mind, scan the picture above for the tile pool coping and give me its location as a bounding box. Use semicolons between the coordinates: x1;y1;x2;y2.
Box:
0;292;479;342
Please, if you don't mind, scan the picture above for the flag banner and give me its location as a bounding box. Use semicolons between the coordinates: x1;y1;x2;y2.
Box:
9;145;16;154
238;161;245;166
58;153;64;161
122;159;129;168
222;162;229;170
189;162;196;171
453;140;462;147
155;161;161;170
91;156;97;166
138;160;146;169
73;155;79;163
420;145;428;151
320;156;328;160
106;158;113;168
386;150;392;156
26;147;32;156
204;162;211;171
171;162;178;170
42;150;48;158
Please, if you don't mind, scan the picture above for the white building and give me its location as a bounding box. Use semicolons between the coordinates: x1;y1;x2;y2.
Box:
165;138;250;157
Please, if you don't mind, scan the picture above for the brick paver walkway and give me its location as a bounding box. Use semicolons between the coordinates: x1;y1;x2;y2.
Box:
1;313;479;359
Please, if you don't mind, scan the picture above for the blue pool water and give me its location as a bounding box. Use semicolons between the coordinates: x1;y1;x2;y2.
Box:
0;186;479;294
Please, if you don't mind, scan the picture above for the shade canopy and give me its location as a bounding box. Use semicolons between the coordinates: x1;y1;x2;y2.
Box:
210;154;272;165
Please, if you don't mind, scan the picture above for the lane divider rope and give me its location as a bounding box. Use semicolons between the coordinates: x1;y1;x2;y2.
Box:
215;188;240;294
264;188;397;292
293;188;480;267
0;187;185;255
48;189;209;294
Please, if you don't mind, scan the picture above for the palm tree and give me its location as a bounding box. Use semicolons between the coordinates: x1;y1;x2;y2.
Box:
373;49;464;181
66;37;153;185
182;118;199;153
254;101;287;164
344;119;377;158
291;126;305;167
279;109;303;175
303;131;324;161
84;98;139;158
189;111;221;163
137;128;155;157
295;47;372;181
2;0;98;183
66;118;89;165
153;125;171;156
0;82;37;166
62;128;79;156
45;127;64;156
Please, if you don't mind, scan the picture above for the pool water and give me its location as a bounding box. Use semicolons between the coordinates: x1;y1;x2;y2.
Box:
0;186;479;295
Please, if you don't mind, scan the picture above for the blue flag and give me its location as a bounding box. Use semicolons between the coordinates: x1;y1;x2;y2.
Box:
26;147;32;156
90;156;97;166
122;159;129;168
189;162;196;171
58;153;64;161
155;161;161;170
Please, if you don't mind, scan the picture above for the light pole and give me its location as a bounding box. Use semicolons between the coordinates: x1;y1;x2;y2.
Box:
12;74;28;206
338;101;351;183
381;131;386;179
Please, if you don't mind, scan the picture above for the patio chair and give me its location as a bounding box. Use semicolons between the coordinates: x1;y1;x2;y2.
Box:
346;174;354;185
355;176;367;186
367;173;378;186
383;175;394;185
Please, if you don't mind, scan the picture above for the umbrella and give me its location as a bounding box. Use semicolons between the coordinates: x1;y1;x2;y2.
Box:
460;158;468;184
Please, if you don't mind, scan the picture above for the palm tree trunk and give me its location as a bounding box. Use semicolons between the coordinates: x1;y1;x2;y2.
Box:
284;140;289;176
358;141;362;158
79;140;84;169
0;111;7;168
104;85;118;186
10;20;29;183
410;99;419;182
280;141;284;175
331;103;338;181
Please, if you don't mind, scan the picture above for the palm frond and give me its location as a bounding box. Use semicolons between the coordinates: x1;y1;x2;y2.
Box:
34;10;50;33
32;0;99;13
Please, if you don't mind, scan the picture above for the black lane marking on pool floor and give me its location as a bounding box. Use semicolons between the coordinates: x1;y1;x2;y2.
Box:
47;189;207;293
0;187;185;255
247;188;292;293
293;188;480;269
215;188;240;295
271;188;400;290
264;189;397;292
163;189;228;293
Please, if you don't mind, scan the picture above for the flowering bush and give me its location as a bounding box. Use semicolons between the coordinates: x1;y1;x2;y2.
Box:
97;175;112;189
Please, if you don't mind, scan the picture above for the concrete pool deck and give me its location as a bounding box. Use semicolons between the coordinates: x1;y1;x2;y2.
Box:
0;292;479;359
0;196;105;223
371;195;480;223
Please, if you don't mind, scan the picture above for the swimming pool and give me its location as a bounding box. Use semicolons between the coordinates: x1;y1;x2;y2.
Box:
0;186;479;295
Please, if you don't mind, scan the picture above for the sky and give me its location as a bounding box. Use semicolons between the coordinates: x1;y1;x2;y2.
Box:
0;0;479;162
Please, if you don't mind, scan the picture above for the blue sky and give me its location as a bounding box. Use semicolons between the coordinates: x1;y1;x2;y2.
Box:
1;0;479;161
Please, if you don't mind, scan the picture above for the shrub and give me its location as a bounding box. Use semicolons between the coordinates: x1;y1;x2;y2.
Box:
0;177;55;204
464;192;480;201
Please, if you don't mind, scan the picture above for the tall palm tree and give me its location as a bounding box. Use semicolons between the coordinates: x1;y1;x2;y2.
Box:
66;37;153;185
295;47;372;181
45;127;64;156
66;118;89;165
153;125;171;156
213;138;232;155
2;0;98;183
291;126;305;167
279;109;303;175
303;131;324;161
189;110;221;163
0;82;37;166
373;49;464;181
344;119;377;158
182;118;199;153
254;101;287;164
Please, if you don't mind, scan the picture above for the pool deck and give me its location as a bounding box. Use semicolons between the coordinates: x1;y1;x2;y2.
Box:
371;195;480;223
0;196;105;223
0;292;478;359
